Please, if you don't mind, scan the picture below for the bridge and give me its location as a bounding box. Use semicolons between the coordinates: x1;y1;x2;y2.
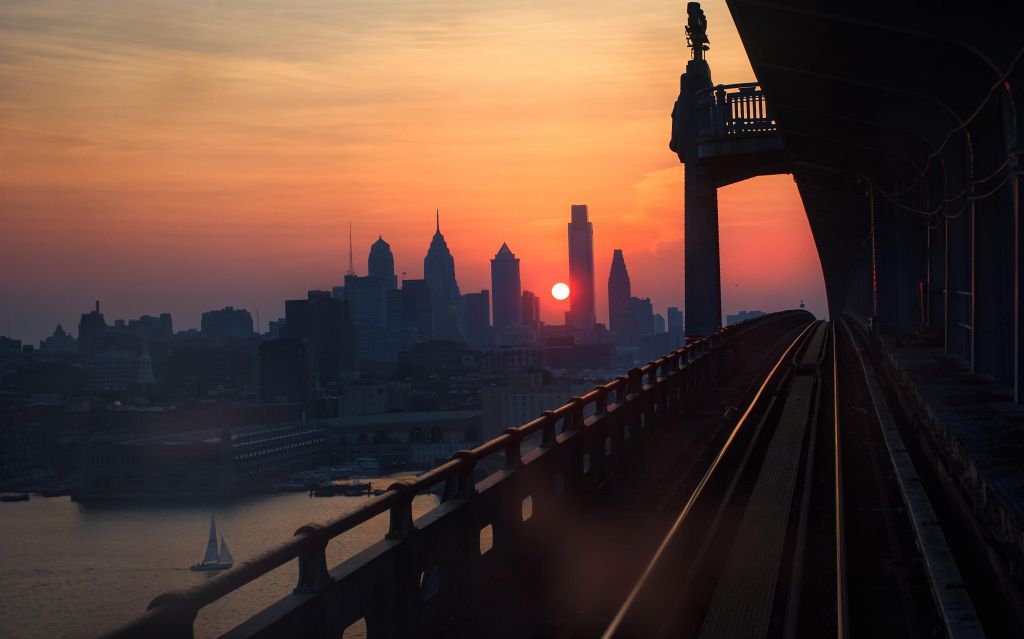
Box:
102;2;1024;638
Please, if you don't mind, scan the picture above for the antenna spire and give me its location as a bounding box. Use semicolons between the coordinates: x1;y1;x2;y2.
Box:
435;209;440;234
346;220;355;276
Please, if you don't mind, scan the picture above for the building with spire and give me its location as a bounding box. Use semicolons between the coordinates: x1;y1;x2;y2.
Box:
346;221;356;277
368;236;397;289
423;210;461;339
567;205;596;330
608;249;631;335
491;243;522;330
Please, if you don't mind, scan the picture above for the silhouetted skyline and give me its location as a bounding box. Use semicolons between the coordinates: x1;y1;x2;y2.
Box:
1;0;827;345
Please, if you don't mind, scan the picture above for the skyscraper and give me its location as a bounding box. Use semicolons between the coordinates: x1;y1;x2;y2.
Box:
461;290;491;347
423;211;461;339
521;290;540;327
567;204;596;328
368;236;397;289
77;301;107;357
282;292;358;383
608;249;631;334
491;243;522;329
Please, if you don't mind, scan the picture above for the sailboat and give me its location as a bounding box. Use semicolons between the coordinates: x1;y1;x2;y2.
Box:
190;514;234;571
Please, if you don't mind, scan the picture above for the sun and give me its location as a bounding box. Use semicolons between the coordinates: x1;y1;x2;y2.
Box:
551;282;570;301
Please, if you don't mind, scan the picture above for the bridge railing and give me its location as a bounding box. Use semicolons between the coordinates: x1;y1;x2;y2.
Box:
101;310;812;639
697;82;777;140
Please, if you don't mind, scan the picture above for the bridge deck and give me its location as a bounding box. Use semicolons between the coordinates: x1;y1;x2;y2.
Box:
438;320;811;638
698;373;815;638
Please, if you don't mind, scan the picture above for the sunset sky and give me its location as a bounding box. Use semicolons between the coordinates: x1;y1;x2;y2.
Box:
0;0;826;344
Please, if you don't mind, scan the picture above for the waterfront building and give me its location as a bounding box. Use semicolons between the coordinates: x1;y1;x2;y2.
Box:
77;423;329;499
481;372;592;441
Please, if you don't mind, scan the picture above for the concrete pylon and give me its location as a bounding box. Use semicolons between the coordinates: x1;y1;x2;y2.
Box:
671;4;721;338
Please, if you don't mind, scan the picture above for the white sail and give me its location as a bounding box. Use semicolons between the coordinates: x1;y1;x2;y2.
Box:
219;535;233;565
202;514;219;564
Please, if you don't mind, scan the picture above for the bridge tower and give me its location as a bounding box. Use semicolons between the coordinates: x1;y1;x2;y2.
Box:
670;2;788;338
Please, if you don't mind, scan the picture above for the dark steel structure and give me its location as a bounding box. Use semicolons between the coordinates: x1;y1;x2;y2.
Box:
725;1;1024;398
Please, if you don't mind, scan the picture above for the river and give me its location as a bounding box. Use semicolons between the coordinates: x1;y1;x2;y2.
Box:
0;484;439;638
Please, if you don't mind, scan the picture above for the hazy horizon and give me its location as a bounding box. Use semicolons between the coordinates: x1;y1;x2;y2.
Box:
1;0;827;345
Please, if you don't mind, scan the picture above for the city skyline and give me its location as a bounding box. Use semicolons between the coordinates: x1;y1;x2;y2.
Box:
5;208;787;346
0;0;827;345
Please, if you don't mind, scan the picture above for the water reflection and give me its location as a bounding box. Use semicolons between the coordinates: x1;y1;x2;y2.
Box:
0;483;439;639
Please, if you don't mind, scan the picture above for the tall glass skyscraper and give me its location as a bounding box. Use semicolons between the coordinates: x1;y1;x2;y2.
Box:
567;204;596;328
490;243;521;329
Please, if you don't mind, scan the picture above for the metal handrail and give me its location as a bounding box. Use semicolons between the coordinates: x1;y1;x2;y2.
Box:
697;82;777;140
102;310;810;638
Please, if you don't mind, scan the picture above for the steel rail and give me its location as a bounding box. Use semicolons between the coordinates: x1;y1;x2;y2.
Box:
833;323;849;639
601;319;817;638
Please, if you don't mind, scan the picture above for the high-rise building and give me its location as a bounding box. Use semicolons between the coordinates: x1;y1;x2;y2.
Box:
654;313;666;335
521;290;540;328
608;249;631;334
368;236;397;289
283;293;358;384
77;301;107;356
491;243;522;329
423;211;461;339
621;296;655;346
461;290;491;346
667;306;684;346
567;204;596;329
388;279;434;346
201;307;253;340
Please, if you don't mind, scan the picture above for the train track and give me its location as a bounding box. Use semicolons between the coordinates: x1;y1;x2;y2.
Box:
602;319;986;638
599;321;843;638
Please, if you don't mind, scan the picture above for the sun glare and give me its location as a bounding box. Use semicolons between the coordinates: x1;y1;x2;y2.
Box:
551;282;570;301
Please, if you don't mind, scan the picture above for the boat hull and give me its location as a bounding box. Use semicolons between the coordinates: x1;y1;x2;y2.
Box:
190;562;233;572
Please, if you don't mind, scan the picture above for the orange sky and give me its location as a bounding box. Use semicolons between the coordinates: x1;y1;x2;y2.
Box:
0;0;826;343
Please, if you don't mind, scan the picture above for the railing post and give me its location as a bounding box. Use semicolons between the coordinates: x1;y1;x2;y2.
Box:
441;450;477;502
145;593;198;639
540;410;558;447
564;397;585;432
595;388;609;416
386;481;415;540
614;376;628;405
293;523;331;593
503;428;522;468
626;368;643;396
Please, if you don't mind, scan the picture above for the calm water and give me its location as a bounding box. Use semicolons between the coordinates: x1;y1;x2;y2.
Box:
0;484;439;638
